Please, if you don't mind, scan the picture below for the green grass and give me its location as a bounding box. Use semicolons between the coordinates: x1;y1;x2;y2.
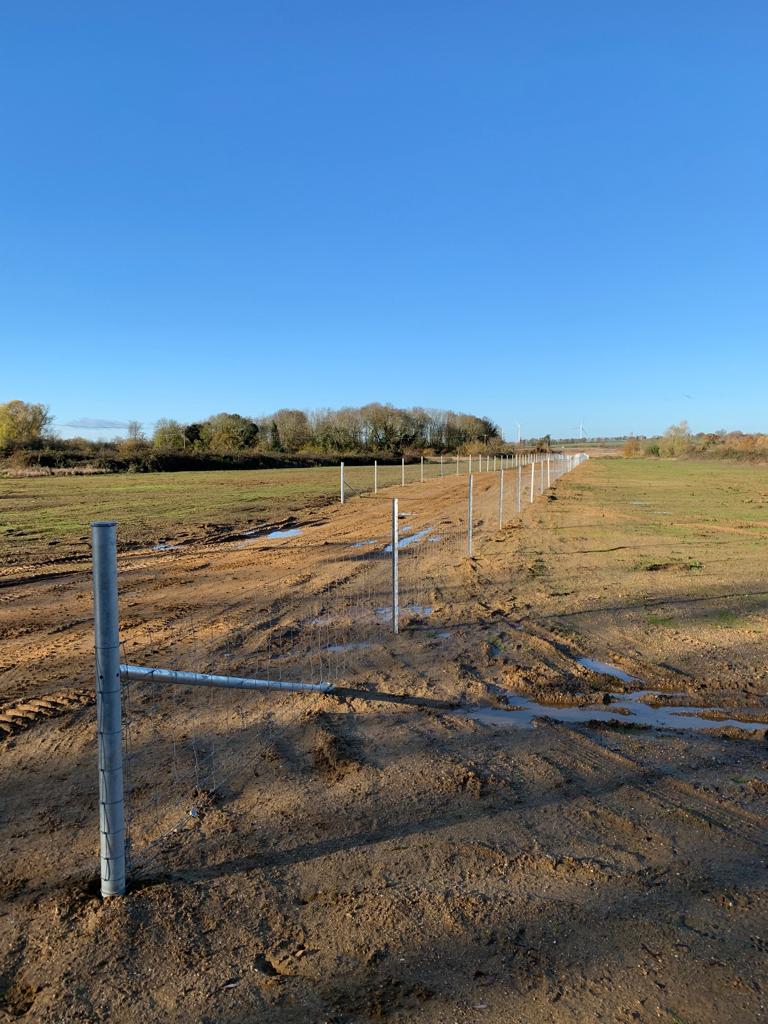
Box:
0;466;351;556
563;457;768;637
709;610;741;629
647;612;675;627
572;458;768;551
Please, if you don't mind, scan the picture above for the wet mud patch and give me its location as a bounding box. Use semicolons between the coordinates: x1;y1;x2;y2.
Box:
310;712;365;781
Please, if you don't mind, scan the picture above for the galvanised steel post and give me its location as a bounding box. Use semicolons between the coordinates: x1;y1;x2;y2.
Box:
456;455;459;475
391;498;399;634
420;455;424;483
340;462;345;504
498;468;504;530
440;455;443;477
517;459;522;514
91;521;126;898
401;457;405;487
547;456;551;489
374;460;378;494
530;459;535;502
467;474;474;555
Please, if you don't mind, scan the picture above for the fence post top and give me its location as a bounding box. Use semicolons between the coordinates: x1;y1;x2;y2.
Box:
91;520;117;529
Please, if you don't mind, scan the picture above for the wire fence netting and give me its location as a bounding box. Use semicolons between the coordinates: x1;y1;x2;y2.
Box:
111;454;583;874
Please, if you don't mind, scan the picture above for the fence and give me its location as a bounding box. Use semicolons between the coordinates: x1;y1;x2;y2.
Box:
94;452;588;894
338;451;572;503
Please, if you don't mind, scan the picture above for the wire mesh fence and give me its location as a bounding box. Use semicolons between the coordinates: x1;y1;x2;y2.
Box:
90;453;587;887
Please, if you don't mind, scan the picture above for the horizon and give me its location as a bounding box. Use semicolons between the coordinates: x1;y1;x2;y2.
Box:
3;3;767;440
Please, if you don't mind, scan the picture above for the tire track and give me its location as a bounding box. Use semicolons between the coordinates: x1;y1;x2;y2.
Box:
0;689;94;740
546;723;768;848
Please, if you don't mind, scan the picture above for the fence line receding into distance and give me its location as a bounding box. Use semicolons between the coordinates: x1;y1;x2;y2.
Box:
92;452;588;895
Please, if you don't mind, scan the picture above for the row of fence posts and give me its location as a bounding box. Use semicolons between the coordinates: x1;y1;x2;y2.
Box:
340;451;581;503
92;454;587;896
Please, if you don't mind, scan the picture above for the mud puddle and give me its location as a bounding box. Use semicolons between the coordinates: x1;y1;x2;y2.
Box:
375;604;434;621
384;527;433;552
576;657;638;683
461;690;768;734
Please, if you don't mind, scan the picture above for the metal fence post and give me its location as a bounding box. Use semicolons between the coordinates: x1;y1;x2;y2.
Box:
499;467;504;529
91;521;126;898
391;498;399;634
530;459;535;502
340;462;345;504
467;474;474;555
374;459;378;494
517;459;522;514
440;455;443;477
420;455;424;483
401;457;405;487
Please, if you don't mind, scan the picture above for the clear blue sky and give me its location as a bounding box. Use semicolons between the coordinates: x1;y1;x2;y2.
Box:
2;2;766;440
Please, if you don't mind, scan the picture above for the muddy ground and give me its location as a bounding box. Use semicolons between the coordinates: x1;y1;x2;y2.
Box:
1;460;767;1023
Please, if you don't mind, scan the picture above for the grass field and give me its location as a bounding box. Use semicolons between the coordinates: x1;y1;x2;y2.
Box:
0;466;376;569
526;457;768;696
0;460;461;566
3;455;768;569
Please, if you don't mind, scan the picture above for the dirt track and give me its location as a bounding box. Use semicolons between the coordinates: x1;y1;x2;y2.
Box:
1;463;767;1022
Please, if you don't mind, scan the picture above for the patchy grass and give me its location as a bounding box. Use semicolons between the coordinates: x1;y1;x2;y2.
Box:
0;467;350;560
709;610;741;629
647;612;675;627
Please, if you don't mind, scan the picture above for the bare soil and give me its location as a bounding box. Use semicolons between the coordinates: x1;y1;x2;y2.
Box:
1;462;767;1023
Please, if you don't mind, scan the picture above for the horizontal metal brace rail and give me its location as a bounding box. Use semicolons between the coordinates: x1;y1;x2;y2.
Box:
120;664;333;694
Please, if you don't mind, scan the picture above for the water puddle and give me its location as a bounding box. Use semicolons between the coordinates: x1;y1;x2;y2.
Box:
384;527;433;552
374;603;433;621
576;657;638;683
404;603;433;617
266;528;303;539
352;540;377;549
461;689;768;734
325;641;373;653
152;543;179;552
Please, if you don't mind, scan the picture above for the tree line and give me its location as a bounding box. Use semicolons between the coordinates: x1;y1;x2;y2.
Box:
152;404;501;454
0;400;503;459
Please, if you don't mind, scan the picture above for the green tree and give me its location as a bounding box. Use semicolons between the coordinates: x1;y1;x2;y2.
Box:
0;400;53;449
184;423;203;448
152;418;186;450
201;413;259;450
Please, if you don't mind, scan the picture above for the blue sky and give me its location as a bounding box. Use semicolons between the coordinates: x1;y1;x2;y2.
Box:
2;2;766;440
